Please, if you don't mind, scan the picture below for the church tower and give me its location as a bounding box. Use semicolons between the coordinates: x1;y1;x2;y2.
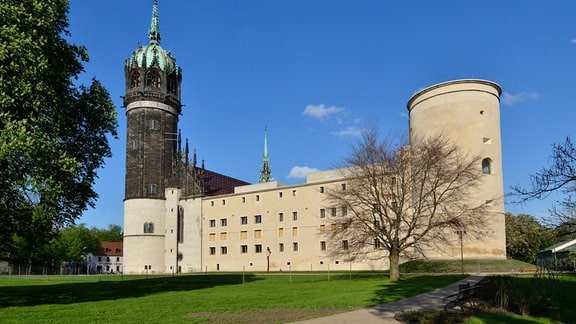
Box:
123;0;182;274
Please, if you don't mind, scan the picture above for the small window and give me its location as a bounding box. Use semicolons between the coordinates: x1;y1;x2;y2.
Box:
279;243;284;252
292;227;298;237
279;192;283;198
374;239;382;249
255;244;263;253
222;199;226;205
98;256;102;262
211;201;215;207
483;137;492;144
320;241;327;251
221;246;228;255
130;140;138;151
319;186;325;193
341;183;346;190
254;230;262;238
241;216;248;225
278;213;284;222
341;206;347;217
293;242;299;251
278;228;284;237
209;247;216;255
256;195;260;201
292;211;298;221
292;190;297;196
241;245;248;253
331;208;337;217
482;158;492;174
331;224;337;233
209;233;216;241
320;209;326;218
143;222;154;233
221;218;227;227
209;219;216;227
242;197;246;203
319;224;326;234
342;240;349;250
240;231;248;239
220;232;227;240
148;119;159;130
255;215;262;224
147;184;157;195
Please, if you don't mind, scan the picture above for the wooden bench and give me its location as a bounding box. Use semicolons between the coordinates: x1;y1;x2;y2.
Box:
519;266;538;273
443;283;481;311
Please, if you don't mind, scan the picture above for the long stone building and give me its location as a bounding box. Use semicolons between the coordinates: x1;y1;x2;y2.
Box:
122;1;506;274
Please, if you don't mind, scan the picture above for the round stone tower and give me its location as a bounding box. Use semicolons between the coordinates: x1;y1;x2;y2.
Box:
407;79;506;259
123;0;183;274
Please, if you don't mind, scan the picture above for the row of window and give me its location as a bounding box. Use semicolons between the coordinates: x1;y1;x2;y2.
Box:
207;239;382;256
209;242;299;255
209;184;347;207
209;227;300;241
208;207;349;228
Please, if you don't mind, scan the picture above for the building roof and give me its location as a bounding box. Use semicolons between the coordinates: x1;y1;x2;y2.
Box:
539;238;576;254
96;241;123;257
204;169;251;196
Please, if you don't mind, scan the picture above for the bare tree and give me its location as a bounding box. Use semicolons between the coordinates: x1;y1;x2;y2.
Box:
327;128;491;282
512;136;576;233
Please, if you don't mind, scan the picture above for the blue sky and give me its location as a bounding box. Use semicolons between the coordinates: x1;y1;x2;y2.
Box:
68;1;576;229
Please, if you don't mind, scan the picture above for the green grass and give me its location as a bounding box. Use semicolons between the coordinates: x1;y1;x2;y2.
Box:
0;273;464;323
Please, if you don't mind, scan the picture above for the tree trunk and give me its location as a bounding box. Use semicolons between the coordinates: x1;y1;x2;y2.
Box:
388;248;401;282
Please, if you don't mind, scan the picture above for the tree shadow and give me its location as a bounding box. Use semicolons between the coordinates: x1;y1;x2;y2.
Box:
0;274;261;308
368;275;466;306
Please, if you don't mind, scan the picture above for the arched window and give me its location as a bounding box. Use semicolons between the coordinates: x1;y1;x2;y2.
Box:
130;71;141;88
146;70;161;88
482;158;492;174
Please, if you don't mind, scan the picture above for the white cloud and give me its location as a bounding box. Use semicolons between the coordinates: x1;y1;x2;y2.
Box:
287;166;319;179
571;39;576;44
330;126;363;137
502;92;539;106
302;104;345;121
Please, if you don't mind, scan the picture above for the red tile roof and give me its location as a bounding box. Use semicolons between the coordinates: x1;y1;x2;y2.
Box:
203;169;250;196
96;241;123;257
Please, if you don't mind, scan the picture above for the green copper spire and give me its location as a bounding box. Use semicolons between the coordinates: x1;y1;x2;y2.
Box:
148;0;161;45
259;127;273;183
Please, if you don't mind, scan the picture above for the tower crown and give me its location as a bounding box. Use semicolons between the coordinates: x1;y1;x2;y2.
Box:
127;0;176;73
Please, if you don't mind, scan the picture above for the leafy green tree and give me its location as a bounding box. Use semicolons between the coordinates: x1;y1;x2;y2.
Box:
0;0;117;256
505;213;556;263
91;224;123;242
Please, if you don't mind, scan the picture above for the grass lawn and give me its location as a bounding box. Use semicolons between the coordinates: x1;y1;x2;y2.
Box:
0;272;464;323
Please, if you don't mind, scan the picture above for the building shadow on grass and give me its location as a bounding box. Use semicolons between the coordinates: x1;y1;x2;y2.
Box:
0;274;261;308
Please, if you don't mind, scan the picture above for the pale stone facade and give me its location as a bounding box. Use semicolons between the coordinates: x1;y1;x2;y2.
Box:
121;3;506;275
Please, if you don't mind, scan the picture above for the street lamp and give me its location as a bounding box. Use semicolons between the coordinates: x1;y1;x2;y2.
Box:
456;230;466;275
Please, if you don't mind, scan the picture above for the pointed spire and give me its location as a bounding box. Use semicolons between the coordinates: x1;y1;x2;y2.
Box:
185;139;189;165
193;149;197;167
259;127;273;183
148;0;161;45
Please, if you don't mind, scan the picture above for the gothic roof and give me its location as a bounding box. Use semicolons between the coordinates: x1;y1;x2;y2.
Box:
127;0;177;73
